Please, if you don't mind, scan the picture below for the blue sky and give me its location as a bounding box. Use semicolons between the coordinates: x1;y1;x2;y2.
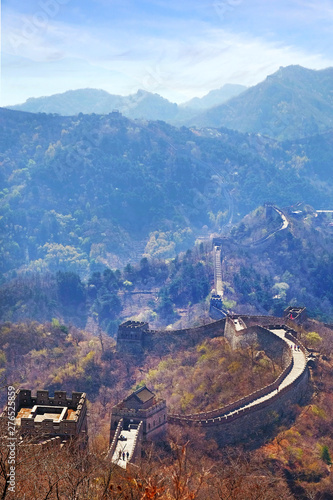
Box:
1;0;333;105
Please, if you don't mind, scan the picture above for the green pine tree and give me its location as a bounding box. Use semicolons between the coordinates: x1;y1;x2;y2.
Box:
321;445;332;465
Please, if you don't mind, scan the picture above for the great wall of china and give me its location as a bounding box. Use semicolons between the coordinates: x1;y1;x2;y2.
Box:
167;316;309;447
114;304;310;462
209;204;288;319
111;206;312;464
2;204;312;471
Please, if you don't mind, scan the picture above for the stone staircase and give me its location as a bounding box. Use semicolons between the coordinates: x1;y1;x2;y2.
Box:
108;419;143;469
214;246;223;297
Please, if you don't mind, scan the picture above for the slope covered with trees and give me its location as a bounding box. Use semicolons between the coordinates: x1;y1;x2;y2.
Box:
4;201;333;329
188;66;333;140
0;247;213;333
1;317;333;499
220;205;333;321
1;107;333;281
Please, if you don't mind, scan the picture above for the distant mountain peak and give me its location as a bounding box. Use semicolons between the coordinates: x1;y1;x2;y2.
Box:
180;83;247;110
186;65;333;140
8;65;333;138
7;83;246;122
136;89;150;96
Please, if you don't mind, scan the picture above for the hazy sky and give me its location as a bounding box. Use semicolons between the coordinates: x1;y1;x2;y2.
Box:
1;0;333;105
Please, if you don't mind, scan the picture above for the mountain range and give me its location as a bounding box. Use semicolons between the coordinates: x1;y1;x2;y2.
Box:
7;84;246;124
1;106;333;279
7;65;333;141
180;83;247;110
188;65;333;140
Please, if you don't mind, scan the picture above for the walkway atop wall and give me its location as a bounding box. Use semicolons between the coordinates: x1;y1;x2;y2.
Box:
270;328;306;390
218;328;307;420
210;245;227;319
111;427;139;469
250;206;289;247
169;325;308;426
214;246;223;297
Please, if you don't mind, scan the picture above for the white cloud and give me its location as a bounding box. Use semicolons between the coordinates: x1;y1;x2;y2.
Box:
2;3;333;105
293;0;333;21
117;28;333;101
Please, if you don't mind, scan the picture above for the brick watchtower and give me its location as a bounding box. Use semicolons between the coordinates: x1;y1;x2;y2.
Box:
116;321;149;352
1;389;88;447
110;386;167;442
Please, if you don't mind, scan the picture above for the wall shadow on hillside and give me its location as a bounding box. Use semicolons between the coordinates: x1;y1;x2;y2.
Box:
238;380;314;452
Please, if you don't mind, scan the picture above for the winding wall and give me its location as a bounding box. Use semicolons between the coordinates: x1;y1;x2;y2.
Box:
143;318;226;353
168;323;309;446
116;311;309;447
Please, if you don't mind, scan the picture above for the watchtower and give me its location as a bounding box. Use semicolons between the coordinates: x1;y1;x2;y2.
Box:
110;386;167;441
284;306;307;324
116;321;149;352
0;389;88;447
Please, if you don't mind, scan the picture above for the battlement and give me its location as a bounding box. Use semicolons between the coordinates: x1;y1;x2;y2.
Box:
112;400;166;418
116;318;226;353
284;306;307;323
119;320;149;331
15;389;85;409
1;389;88;444
110;386;167;441
117;321;149;352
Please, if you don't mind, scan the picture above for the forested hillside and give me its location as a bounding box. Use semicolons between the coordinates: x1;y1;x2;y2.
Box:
1;107;333;281
1;316;333;499
188;66;333;140
220;206;333;321
4;203;333;331
0;246;212;333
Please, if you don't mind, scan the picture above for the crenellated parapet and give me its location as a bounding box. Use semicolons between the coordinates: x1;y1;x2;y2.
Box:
14;389;85;410
116;318;226;354
117;321;149;353
110;386;167;441
1;390;88;445
168;325;309;446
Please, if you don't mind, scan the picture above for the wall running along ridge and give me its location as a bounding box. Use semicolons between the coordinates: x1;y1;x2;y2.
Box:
168;321;309;447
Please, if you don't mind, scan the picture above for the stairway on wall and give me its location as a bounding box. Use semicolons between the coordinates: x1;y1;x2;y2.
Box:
214;246;223;297
109;422;142;470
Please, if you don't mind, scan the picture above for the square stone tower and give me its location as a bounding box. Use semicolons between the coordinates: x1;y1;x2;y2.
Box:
116;321;149;352
1;389;88;446
110;386;167;441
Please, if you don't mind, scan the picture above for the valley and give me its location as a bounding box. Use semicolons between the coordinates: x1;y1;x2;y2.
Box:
1;63;333;499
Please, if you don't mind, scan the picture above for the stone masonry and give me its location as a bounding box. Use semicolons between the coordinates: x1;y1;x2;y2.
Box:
110;386;167;443
1;389;88;445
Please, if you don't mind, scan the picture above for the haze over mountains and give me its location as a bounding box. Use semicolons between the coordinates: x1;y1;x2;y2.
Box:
179;83;247;110
7;65;333;140
8;88;181;122
189;65;333;140
7;84;246;125
1;103;333;280
1;63;333;297
3;0;333;487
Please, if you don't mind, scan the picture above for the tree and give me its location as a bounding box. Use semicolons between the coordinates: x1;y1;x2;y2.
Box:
56;271;85;305
157;291;177;322
320;445;332;465
305;331;322;349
